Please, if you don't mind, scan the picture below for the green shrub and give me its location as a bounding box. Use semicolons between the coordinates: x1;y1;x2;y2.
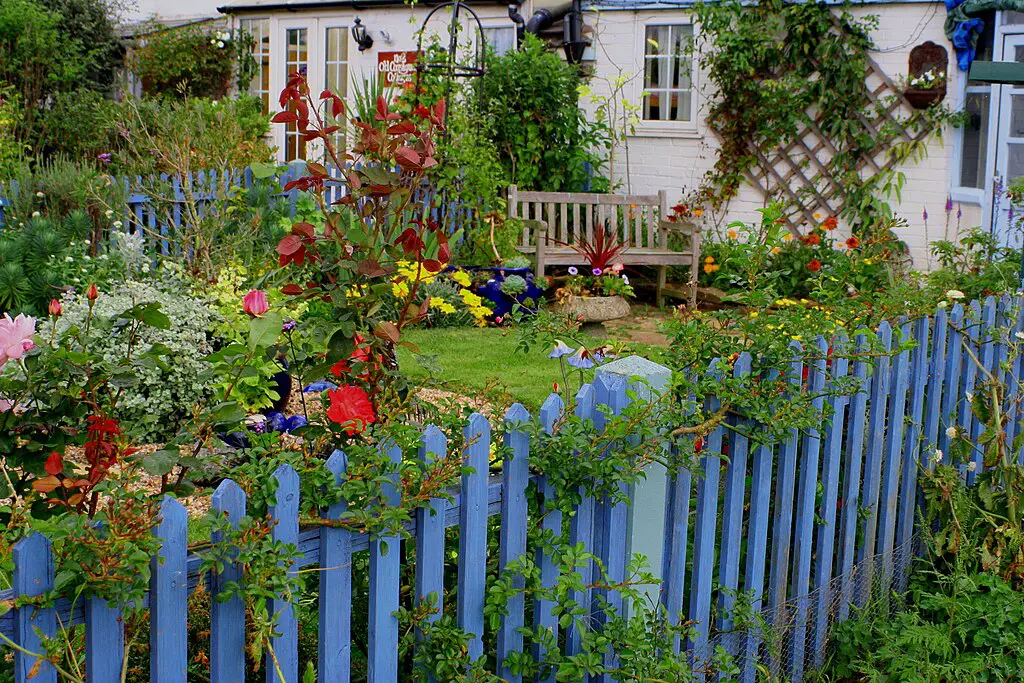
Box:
0;216;68;315
132;25;251;99
57;279;220;442
479;34;608;192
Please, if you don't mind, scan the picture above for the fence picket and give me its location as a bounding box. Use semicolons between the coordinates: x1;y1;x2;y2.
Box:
837;334;870;621
369;443;402;682
13;533;55;683
211;479;247;682
268;464;299;683
958;301;982;476
897;316;931;587
459;413;490;661
320;451;352;683
689;362;726;677
767;344;803;643
416;428;447;631
566;384;596;658
534;393;564;679
498;404;531;682
877;322;911;583
970;297;998;479
790;338;829;679
856;321;892;608
811;333;850;668
662;445;693;656
151;497;187;683
939;304;965;456
85;596;123;683
717;353;752;666
923;309;948;468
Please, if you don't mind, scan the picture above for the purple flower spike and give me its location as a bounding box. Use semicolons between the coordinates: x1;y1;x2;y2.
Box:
945;195;954;213
957;204;962;219
282;319;297;332
922;207;928;221
592;268;603;276
97;152;112;164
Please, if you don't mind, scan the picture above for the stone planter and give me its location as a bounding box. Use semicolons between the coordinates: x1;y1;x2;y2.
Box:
553;295;630;335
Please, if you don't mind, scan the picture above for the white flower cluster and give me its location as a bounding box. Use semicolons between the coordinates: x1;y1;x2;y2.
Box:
909;68;946;89
210;30;231;49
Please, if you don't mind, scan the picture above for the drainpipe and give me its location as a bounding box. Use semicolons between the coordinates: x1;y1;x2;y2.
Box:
508;3;525;44
524;2;572;37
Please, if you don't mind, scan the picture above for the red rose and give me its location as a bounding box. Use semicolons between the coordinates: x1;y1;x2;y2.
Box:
807;259;822;272
846;236;860;249
327;385;376;435
822;217;838;231
802;234;821;246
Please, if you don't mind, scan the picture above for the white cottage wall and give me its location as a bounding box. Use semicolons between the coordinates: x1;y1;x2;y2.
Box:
584;3;983;268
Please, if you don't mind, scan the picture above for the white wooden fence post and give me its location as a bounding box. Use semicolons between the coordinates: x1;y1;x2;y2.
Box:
595;354;671;597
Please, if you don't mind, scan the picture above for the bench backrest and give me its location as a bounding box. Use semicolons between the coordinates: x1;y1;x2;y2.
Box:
508;185;669;250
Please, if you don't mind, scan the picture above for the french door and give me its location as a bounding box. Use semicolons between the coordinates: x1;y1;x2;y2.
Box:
272;19;350;163
994;33;1024;247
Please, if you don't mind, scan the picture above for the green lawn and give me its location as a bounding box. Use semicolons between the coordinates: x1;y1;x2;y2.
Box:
396;327;664;409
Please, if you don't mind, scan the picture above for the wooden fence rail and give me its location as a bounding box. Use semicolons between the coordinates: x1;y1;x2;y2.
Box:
2;294;1020;682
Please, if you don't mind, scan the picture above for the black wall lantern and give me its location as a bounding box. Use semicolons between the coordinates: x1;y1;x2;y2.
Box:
351;18;373;52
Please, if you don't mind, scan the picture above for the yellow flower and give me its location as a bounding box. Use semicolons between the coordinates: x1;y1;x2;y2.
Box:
748;311;759;318
782;233;793;241
460;289;483;308
771;246;781;255
693;208;704;217
864;258;873;265
392;282;409;298
705;256;715;264
792;335;803;341
439;302;456;314
452;270;472;287
813;213;822;219
727;229;738;239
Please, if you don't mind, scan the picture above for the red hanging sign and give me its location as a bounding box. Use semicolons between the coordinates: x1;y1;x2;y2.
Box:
377;51;420;87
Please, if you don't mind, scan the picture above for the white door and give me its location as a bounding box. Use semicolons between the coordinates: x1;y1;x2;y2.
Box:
275;19;318;163
993;33;1024;247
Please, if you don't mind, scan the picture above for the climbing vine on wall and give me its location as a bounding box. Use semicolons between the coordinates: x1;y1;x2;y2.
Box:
692;0;960;230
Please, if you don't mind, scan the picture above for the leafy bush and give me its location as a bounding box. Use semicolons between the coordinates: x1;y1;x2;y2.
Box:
58;279;220;441
0;85;27;177
132;25;251;99
928;228;1020;301
0;216;70;315
479;34;608;192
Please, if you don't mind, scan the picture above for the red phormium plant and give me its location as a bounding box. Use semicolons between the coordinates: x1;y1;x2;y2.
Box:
567;224;629;274
269;73;453;410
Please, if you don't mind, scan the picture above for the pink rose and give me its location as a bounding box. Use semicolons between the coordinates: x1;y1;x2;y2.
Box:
610;263;624;274
243;290;269;318
0;313;37;368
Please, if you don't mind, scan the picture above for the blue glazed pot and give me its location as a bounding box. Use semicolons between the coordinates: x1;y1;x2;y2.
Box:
476;266;545;318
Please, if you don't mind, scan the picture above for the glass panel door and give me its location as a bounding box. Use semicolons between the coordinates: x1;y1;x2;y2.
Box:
284;27;310;162
995;34;1024;247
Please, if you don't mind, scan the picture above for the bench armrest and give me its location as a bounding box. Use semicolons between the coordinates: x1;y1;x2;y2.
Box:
659;219;699;234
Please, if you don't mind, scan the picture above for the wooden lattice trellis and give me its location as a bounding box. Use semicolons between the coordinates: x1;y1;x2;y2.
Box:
743;53;928;231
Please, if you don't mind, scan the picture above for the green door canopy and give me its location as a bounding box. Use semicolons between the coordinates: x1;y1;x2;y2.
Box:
968;59;1024;83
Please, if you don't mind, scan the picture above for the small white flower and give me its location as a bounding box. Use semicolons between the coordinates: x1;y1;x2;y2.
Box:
31;211;40;218
210;39;217;46
932;449;943;463
946;426;958;439
217;40;225;48
83;255;90;261
35;191;44;198
1015;331;1024;341
966;392;974;403
946;289;965;300
84;239;91;246
622;275;629;285
104;209;114;218
967;461;978;472
112;221;122;229
141;262;150;273
937;301;948;308
64;256;74;262
99;254;108;260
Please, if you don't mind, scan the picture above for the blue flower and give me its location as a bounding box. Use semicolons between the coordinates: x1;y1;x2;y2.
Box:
549;340;575;359
568;266;578;276
567;347;594;369
304;380;338;393
592;268;603;276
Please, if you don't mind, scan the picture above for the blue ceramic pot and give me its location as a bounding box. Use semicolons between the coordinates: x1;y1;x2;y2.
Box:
477;266;545;318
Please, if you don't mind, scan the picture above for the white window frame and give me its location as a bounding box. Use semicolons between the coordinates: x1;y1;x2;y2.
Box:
635;20;699;136
323;22;350;156
238;17;272;114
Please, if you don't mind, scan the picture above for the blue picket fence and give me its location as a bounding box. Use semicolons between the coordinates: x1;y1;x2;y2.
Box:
0;164;479;241
1;294;1019;682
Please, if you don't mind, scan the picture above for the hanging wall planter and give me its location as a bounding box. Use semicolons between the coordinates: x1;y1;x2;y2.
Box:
904;86;946;110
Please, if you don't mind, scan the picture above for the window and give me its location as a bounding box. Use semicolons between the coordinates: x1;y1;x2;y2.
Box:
643;24;694;123
285;28;309;162
958;13;994;190
483;27;515;56
325;26;349;155
239;18;270;113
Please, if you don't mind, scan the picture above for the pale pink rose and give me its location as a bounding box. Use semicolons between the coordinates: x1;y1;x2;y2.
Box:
0;313;36;368
610;263;624;274
242;290;269;318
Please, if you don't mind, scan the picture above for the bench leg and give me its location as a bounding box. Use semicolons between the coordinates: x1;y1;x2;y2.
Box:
656;265;667;308
535;241;546;281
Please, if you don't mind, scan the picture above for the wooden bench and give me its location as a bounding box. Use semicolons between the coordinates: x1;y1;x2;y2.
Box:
508;185;700;305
